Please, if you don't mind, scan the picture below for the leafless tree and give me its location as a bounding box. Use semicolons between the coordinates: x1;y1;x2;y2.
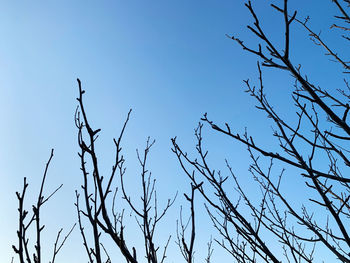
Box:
172;0;350;262
12;149;75;263
176;183;198;263
74;79;176;263
176;182;214;263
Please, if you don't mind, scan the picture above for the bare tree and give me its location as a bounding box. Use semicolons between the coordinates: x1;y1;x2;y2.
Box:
172;0;350;262
12;149;75;263
176;183;198;263
176;182;214;263
74;79;176;263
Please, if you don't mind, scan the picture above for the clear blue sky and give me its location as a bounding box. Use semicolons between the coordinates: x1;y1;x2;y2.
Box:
0;1;343;262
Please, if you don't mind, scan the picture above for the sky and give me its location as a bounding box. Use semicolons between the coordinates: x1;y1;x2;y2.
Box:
0;1;346;262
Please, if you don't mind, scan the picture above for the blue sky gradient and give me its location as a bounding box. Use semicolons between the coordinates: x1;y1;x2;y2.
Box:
0;1;345;262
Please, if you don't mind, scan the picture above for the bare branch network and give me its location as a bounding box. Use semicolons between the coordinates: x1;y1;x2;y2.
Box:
11;0;350;262
172;0;350;262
